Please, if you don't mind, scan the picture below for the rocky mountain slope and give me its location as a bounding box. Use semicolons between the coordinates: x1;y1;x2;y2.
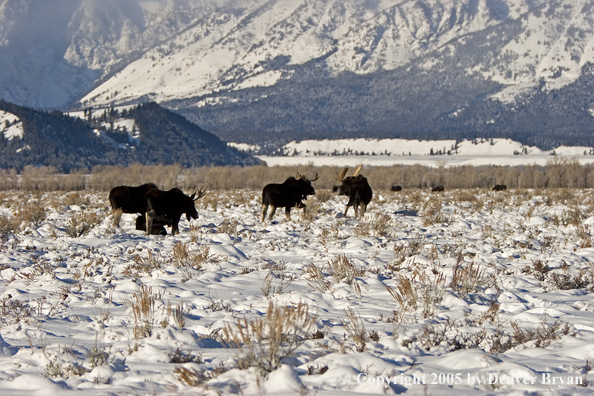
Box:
1;0;593;147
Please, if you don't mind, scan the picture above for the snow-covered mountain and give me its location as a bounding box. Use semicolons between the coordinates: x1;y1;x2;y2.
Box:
77;0;594;106
1;0;594;146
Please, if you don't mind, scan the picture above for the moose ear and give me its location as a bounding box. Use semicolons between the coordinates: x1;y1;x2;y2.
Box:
189;193;195;200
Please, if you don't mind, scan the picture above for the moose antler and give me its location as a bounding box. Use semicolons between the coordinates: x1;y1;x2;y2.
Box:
194;187;207;201
311;173;319;182
352;164;362;177
335;167;348;182
296;172;305;180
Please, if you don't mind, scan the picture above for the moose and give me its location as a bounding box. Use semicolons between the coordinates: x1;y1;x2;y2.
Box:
109;183;158;214
335;165;372;219
432;185;445;192
492;184;507;191
145;187;207;236
391;185;402;192
135;214;168;236
109;182;170;235
262;173;318;222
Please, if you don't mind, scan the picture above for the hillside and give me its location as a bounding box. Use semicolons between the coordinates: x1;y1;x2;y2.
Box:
1;0;594;148
0;100;259;172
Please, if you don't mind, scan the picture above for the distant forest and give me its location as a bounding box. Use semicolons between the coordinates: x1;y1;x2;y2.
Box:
0;101;259;172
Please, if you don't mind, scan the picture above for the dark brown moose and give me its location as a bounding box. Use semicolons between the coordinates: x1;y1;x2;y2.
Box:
145;187;207;236
109;183;158;214
261;173;318;222
335;165;372;219
109;183;169;235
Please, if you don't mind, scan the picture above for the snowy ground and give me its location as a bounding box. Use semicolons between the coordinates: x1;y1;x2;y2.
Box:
251;138;594;167
2;188;594;395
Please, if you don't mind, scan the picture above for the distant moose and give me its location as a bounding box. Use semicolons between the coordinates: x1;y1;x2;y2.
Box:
492;184;507;191
109;183;206;235
432;185;445;192
262;173;318;221
391;185;402;192
335;165;372;219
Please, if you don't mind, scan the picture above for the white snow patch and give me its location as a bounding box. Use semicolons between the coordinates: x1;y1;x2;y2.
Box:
255;138;594;167
228;142;260;152
0;110;23;140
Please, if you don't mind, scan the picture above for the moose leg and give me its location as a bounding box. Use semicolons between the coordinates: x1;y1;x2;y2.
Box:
261;204;269;222
268;206;277;220
171;214;182;236
285;207;291;221
354;204;359;219
344;205;350;217
361;204;367;218
146;210;156;236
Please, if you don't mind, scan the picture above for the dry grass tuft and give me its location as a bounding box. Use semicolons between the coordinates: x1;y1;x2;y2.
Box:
449;261;491;296
342;307;367;352
128;285;161;338
305;263;332;293
221;301;316;372
328;254;363;286
64;211;102;238
15;202;47;228
0;214;17;239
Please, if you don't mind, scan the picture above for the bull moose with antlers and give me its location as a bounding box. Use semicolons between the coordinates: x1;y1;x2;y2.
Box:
145;187;207;235
335;165;372;219
262;172;319;222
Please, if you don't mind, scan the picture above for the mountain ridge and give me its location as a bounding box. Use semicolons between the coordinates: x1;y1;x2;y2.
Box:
1;0;594;148
0;100;259;171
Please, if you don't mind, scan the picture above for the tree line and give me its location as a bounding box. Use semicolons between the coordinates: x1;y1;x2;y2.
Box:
1;159;594;191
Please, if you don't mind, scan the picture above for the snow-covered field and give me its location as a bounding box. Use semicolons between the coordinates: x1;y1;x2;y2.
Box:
2;187;594;395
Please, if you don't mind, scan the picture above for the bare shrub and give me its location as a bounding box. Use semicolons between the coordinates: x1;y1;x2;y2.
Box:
305;263;332;293
422;198;452;226
260;272;293;299
128;286;161;338
546;268;594;290
524;259;551;281
169;347;202;364
64;211;101;238
217;218;239;235
328;254;363;286
449;262;491;296
221;301;316;372
342;307;367;352
386;276;418;312
0;295;34;326
125;250;164;276
173;302;186;329
358;213;392;237
88;345;109;368
64;192;91;207
174;366;212;387
561;208;585;227
418;316;572;353
0;214;17;239
390;234;424;269
172;242;221;271
16;202;46;228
